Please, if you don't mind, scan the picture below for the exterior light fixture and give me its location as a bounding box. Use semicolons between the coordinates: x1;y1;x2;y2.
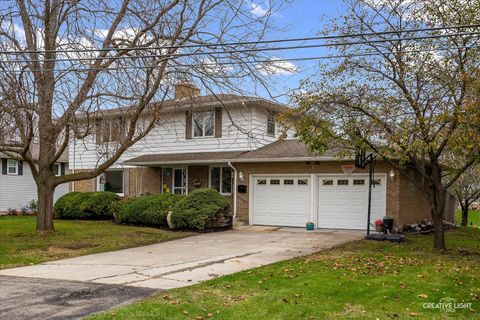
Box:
239;171;244;181
389;169;395;182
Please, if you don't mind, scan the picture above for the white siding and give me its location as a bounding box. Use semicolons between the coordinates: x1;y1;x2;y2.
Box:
71;105;291;170
0;164;68;212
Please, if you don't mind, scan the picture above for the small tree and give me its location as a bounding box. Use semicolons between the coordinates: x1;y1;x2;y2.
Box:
452;164;480;226
291;0;480;251
0;0;283;233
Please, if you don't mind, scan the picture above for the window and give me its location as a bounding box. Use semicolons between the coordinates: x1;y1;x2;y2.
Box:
193;111;214;137
270;179;280;185
7;159;18;175
102;171;123;194
353;179;365;185
257;179;267;185
210;166;232;194
337;179;349;185
96;117;126;144
284;179;294;185
53;163;61;176
373;179;381;185
298;179;309;185
322;179;333;186
267;111;276;136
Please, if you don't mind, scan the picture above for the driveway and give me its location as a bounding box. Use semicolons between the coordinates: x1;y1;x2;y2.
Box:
0;227;361;289
0;227;362;319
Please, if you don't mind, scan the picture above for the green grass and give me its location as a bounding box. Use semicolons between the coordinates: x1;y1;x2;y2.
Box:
456;210;480;227
89;228;480;320
0;216;194;269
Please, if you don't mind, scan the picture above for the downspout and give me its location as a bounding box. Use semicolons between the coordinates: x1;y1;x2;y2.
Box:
72;133;76;192
227;161;237;219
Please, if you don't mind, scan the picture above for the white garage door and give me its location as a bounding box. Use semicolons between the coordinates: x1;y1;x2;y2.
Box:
317;175;386;229
252;176;311;227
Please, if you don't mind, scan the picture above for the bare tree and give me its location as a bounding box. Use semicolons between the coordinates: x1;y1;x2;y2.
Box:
291;0;480;251
452;164;480;226
0;0;283;233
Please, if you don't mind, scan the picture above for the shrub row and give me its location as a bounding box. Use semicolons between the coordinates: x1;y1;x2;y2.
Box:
54;188;233;230
54;192;120;219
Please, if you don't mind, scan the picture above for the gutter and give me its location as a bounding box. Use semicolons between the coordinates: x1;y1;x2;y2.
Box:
227;161;237;220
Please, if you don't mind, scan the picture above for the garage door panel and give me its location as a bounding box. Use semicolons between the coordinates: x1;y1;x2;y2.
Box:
318;175;386;230
252;176;311;227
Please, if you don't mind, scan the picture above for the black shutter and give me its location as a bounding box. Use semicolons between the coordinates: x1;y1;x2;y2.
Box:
1;159;6;175
185;111;193;139
214;107;222;138
18;161;23;175
61;163;66;176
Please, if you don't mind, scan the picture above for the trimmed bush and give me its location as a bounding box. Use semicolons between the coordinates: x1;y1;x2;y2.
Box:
171;188;232;230
54;192;120;219
116;193;184;226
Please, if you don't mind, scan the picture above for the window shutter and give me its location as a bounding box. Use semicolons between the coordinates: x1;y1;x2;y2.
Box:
214;107;222;138
185;111;192;139
1;159;6;175
61;163;66;176
95;119;102;144
18;161;23;175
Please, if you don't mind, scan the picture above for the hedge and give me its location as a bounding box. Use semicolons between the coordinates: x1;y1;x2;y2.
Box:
116;193;184;226
54;192;120;219
171;188;232;230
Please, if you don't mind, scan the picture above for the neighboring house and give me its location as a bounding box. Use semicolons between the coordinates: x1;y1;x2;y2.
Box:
70;83;451;229
0;145;69;212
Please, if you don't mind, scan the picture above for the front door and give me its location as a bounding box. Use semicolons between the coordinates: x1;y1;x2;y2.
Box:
173;168;186;194
162;167;186;194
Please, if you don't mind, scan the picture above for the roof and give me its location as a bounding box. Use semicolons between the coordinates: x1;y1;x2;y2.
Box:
124;150;247;165
0;144;69;163
123;140;347;165
97;94;290;117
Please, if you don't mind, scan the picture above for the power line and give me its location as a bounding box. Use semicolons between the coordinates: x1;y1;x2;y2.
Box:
1;45;475;74
0;23;479;56
1;30;479;64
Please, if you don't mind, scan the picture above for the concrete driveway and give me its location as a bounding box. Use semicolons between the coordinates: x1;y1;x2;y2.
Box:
0;227;362;290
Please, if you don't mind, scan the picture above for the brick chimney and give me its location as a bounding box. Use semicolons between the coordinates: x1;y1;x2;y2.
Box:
174;82;200;100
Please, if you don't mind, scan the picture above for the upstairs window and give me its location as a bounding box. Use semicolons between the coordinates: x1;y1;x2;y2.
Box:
96;117;126;144
7;159;18;175
267;111;276;136
193;111;214;137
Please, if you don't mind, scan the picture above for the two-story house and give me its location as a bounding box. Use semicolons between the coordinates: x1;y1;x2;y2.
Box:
70;83;454;229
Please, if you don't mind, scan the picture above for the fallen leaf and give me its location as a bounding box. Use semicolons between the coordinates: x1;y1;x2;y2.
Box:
417;294;428;299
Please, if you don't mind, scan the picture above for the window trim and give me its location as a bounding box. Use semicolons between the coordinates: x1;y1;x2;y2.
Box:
98;170;124;196
53;163;61;176
193;110;215;138
209;165;233;195
7;159;18;175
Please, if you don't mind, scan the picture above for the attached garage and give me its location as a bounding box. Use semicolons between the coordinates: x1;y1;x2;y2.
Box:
249;173;387;230
317;175;386;229
251;175;312;227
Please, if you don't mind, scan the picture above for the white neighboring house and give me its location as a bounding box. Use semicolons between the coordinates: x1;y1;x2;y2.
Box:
0;147;69;213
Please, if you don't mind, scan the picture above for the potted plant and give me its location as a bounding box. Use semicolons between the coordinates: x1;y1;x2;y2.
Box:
374;219;384;233
383;215;394;233
306;222;315;230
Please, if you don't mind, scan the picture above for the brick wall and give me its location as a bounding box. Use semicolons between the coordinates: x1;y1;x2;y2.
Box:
69;169;96;192
398;169;432;225
187;165;209;192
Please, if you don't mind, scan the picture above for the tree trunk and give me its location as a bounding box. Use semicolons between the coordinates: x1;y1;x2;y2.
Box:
36;182;55;233
428;161;447;252
461;203;469;226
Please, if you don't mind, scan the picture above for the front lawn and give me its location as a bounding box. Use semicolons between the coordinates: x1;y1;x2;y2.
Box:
90;228;480;320
456;210;480;227
0;216;194;269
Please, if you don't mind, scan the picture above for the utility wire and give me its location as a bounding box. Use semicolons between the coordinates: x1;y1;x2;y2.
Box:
1;45;475;74
1;30;479;64
0;23;479;55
